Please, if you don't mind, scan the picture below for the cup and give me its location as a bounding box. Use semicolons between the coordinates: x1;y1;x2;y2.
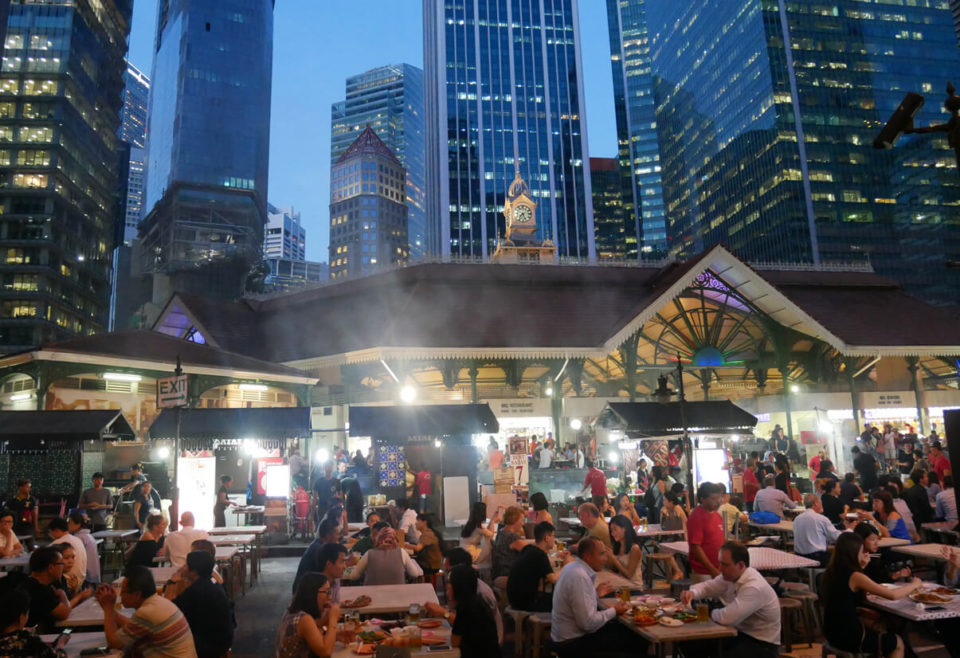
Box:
619;586;631;603
407;626;421;649
696;603;709;623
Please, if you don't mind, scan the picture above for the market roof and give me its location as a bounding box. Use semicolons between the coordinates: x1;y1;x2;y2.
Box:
602;401;758;436
149;407;312;441
0;410;136;444
348;404;499;438
152;244;960;367
0;329;316;385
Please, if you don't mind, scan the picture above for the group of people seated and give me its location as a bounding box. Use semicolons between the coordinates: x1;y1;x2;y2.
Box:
0;507;234;658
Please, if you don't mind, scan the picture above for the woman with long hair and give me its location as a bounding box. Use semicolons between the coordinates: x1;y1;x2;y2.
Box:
646;465;667;523
822;533;920;657
460;502;500;566
447;564;501;658
50;544;91;607
872;491;911;542
275;572;340;658
409;513;443;574
774;455;792;495
615;493;642;525
607;515;643;584
525;492;553;524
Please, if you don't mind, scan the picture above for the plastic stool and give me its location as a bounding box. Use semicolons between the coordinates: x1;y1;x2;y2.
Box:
644;553;673;589
504;607;530;658
785;590;821;637
527;612;552;658
779;597;809;652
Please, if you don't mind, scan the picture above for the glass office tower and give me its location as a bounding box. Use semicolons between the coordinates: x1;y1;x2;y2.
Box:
606;0;667;259
138;0;273;300
423;0;595;261
0;0;132;352
331;64;426;259
120;63;149;245
641;0;960;304
591;157;629;260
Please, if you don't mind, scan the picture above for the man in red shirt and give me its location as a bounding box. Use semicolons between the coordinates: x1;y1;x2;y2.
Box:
686;482;725;583
582;460;607;507
742;461;760;512
415;468;432;512
930;442;952;482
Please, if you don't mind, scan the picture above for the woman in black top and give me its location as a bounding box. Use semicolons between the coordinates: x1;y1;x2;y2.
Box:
822;532;920;657
126;514;165;569
774;455;791;495
448;564;501;658
820;479;845;524
213;475;234;528
340;477;364;523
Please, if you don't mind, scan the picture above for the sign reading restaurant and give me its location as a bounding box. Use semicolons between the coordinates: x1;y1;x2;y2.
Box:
157;374;188;409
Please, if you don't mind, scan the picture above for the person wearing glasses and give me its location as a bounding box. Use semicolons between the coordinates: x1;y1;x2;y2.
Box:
275;572;340;658
17;546;72;631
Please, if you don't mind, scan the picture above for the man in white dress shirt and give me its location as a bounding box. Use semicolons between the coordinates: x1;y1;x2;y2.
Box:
551;537;637;657
163;512;210;569
680;541;781;657
793;494;854;566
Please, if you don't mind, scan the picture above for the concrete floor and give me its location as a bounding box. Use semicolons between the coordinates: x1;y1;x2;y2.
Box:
230;557;953;658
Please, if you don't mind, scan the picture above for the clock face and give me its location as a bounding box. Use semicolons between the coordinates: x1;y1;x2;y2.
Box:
513;205;532;224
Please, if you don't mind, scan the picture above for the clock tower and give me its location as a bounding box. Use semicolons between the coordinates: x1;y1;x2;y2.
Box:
491;170;556;263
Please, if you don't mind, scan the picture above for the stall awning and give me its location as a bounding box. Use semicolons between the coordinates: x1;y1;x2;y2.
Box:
603;401;757;437
0;410;136;444
149;407;311;441
348;404;499;438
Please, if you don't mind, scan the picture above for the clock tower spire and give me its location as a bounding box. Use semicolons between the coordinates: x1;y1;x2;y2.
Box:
491;170;556;263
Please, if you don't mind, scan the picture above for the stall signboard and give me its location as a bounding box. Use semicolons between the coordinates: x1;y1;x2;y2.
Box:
493;399;552;417
178;456;215;529
157;375;188;409
508;436;529;486
256;457;284;495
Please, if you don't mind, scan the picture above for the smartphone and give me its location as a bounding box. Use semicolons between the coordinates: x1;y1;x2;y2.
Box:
925;606;946;611
52;628;72;649
79;649;111;657
427;645;451;652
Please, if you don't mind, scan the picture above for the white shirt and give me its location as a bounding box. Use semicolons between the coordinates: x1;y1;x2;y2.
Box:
792;509;843;555
0;530;22;556
52;531;86;584
754;486;799;517
163;526;210;568
74;529;101;584
551;559;617;642
574;450;585;469
689;566;781;645
539;448;554;469
399;508;420;543
351;547;424;580
892;498;917;536
936;488;958;522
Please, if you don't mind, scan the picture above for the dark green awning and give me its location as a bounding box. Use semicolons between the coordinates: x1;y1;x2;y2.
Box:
149;407;311;441
348;404;499;438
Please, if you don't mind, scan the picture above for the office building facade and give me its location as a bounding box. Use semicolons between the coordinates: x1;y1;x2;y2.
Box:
331;64;425;259
264;257;327;292
605;0;667;259
591;157;628;261
138;0;273;302
120;63;148;245
423;0;595;261
265;204;305;260
0;0;132;352
641;0;960;304
329;127;408;279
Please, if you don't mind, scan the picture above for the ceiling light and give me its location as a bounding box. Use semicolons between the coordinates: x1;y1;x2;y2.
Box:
9;392;32;401
545;386;554;397
103;373;141;382
790;384;800;393
315;448;329;463
400;385;417;403
239;383;268;392
570;418;583;431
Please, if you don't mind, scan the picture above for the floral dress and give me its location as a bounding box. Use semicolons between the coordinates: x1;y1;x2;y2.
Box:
0;629;65;658
275;610;310;658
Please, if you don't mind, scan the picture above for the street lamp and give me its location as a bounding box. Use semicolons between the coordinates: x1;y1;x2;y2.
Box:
874;83;960;178
569;418;583;431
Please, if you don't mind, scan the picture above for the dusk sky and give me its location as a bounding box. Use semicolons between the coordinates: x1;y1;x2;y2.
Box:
126;1;616;263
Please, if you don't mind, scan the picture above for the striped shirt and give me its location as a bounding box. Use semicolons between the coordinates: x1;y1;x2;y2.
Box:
117;594;197;658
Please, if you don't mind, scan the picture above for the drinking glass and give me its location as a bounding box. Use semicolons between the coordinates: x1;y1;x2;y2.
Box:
696;603;710;623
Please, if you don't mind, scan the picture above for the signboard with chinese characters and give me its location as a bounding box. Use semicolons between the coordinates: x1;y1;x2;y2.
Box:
157;375;188;409
508;436;529;486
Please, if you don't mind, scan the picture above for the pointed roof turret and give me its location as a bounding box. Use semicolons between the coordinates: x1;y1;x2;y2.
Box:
335;125;401;165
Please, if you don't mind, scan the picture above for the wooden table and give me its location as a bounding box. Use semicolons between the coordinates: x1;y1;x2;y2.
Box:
337;583;439;615
211;534;257;586
602;599;737;658
92;529;139;577
878;537;911;549
891;543;952;561
659;542;820;570
41;632;122;657
111;565;178;587
866;584;960;621
207;525;266;580
232;505;265;525
57;597;135;628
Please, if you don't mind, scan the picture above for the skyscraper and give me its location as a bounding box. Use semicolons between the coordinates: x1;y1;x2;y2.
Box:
264;204;305;260
590;158;627;261
639;1;960;304
329;127;408;279
605;0;667;259
0;0;132;352
120;63;149;245
137;0;274;303
331;64;425;259
423;0;595;261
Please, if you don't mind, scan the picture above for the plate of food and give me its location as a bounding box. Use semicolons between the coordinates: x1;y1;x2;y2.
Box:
659;617;684;627
352;644;377;655
418;619;443;629
910;592;952;604
672;611;698;623
421;634;448;646
929;586;959;597
342;595;373;609
356;631;386;644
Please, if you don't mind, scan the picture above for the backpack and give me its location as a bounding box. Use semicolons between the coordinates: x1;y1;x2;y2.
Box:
643;484;657;509
749;510;781;524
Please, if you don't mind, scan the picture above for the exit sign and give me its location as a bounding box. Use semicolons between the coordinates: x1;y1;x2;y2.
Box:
157;374;188;409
